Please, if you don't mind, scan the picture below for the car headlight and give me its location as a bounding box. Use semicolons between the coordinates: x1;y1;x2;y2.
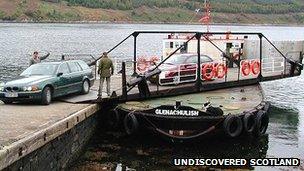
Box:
23;86;32;91
23;85;39;91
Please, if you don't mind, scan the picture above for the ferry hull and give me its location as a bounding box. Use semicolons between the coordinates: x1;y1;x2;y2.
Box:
110;84;270;140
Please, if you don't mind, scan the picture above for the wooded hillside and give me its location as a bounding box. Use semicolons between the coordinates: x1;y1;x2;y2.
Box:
1;0;304;24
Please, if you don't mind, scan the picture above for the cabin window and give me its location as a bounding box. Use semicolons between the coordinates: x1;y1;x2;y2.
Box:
180;42;187;53
165;42;170;48
226;43;232;49
170;42;174;48
226;43;233;53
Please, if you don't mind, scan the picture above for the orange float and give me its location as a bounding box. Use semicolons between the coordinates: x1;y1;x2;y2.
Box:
216;63;227;79
137;57;148;72
241;61;251;76
202;63;214;81
150;56;159;65
251;60;261;75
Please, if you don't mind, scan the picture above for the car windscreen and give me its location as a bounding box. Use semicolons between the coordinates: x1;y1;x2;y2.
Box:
201;55;213;63
165;55;189;65
187;55;213;63
165;55;213;65
20;64;59;76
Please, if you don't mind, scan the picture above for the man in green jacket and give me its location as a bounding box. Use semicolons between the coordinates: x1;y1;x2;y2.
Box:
98;52;114;97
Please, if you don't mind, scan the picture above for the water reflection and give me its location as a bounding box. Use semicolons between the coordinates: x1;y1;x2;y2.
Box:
69;119;270;170
68;104;304;170
262;75;304;162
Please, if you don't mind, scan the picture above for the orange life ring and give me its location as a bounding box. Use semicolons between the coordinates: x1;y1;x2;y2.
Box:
150;56;159;65
241;61;251;76
202;63;214;81
137;57;148;72
137;64;147;72
251;60;261;75
216;63;227;79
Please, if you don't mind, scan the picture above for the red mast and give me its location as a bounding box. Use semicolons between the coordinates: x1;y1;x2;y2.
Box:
199;0;211;33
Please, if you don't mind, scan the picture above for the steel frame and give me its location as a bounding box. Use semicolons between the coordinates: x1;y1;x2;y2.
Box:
90;31;303;102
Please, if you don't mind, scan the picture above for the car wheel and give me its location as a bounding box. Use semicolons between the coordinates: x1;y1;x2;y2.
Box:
41;87;52;105
81;79;90;94
2;99;13;104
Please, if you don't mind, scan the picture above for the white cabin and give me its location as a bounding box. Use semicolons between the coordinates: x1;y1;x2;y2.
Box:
162;33;247;62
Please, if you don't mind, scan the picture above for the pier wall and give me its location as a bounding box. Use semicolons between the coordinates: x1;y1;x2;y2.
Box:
0;104;101;171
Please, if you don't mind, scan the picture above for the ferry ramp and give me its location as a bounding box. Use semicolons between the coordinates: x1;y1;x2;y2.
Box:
0;98;101;170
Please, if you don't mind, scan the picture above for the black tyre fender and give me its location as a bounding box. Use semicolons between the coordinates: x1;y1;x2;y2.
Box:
254;111;269;136
123;113;139;135
41;86;52;105
107;109;121;129
207;106;224;116
243;113;256;134
223;115;243;138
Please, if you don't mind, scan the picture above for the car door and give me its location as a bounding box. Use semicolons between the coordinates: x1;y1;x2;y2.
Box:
54;62;71;96
67;61;83;93
183;55;198;76
77;60;93;80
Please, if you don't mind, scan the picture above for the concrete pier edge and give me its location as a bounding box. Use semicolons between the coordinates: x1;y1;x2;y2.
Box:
0;104;101;170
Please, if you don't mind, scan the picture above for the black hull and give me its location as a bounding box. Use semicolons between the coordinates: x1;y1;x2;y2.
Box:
114;100;270;140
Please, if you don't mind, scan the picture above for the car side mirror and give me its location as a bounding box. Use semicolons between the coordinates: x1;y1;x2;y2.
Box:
57;73;63;77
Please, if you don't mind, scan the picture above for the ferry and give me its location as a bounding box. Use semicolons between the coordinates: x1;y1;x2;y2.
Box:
94;1;304;140
103;30;303;140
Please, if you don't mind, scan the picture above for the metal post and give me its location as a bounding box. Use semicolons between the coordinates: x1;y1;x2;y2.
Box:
299;51;303;74
300;51;303;63
94;63;97;80
132;32;139;77
237;48;241;81
122;62;128;100
259;34;263;81
225;57;228;83
196;33;202;90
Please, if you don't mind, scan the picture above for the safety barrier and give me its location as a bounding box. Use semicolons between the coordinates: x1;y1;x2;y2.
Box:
240;59;261;77
159;63;197;85
200;62;228;81
158;61;229;85
136;56;160;74
261;57;285;74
